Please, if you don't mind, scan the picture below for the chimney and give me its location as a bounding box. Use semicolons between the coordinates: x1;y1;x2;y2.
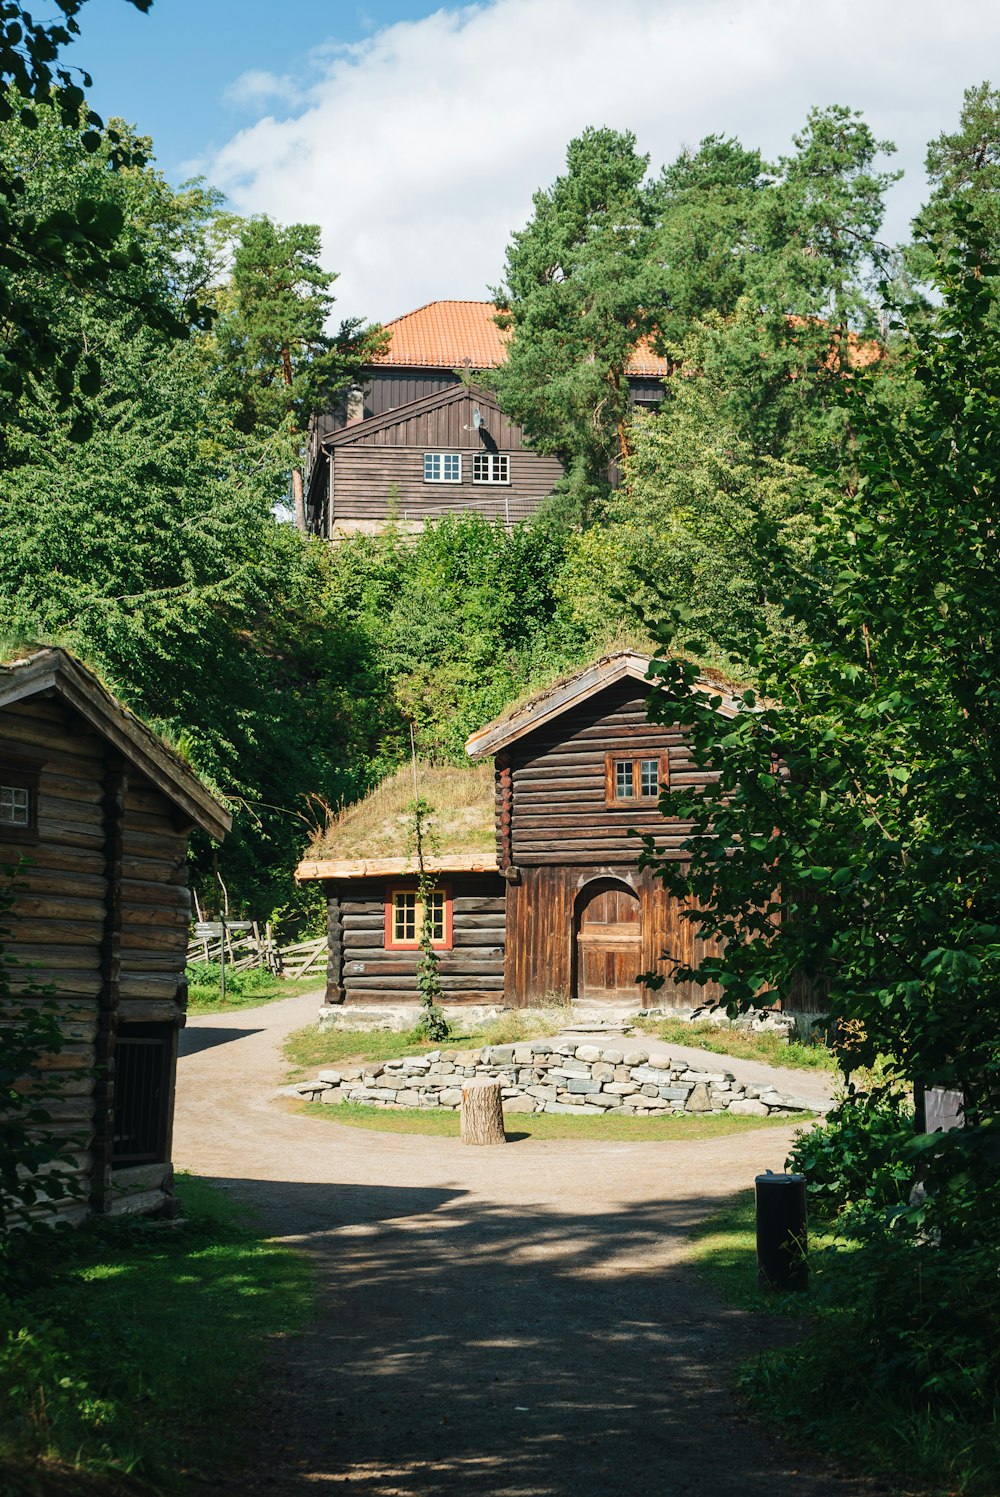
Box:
345;383;365;426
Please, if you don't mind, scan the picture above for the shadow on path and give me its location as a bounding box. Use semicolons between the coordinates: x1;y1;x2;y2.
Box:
210;1174;879;1497
178;1026;264;1057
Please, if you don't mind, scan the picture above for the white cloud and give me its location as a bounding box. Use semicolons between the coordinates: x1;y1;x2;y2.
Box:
223;69;299;109
205;0;1000;326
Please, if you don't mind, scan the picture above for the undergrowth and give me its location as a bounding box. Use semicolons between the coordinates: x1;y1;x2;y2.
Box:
186;963;322;1014
0;1176;310;1494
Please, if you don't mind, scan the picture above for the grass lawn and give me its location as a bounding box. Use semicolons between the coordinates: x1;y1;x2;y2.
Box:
282;1011;563;1079
0;1176;311;1496
300;1098;814;1141
634;1016;838;1072
686;1191;998;1495
187;965;322;1016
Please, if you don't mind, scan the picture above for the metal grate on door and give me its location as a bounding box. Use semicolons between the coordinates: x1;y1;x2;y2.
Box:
112;1024;171;1165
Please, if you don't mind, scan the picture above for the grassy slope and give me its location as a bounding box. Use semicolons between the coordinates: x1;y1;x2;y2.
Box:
0;1177;311;1496
301;1099;813;1141
187;972;322;1016
634;1016;838;1072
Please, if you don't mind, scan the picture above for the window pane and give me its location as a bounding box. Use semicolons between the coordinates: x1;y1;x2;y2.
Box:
424;453;439;481
443;454;461;481
0;786;29;826
426;889;445;943
393;891;416;942
615;761;634;798
640;759;659;797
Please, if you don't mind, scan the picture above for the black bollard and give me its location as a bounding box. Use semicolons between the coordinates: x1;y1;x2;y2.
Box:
755;1171;808;1291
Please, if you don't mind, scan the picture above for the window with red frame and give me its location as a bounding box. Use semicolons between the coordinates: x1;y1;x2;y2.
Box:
384;885;452;950
604;752;669;806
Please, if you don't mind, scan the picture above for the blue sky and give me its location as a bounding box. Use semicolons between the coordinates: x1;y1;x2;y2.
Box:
62;0;1000;325
72;0;442;179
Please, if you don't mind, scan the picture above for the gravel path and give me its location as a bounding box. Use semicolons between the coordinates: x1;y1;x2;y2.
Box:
173;997;873;1496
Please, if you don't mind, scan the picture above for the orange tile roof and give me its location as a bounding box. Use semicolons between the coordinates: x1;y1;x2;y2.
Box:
372;300;672;377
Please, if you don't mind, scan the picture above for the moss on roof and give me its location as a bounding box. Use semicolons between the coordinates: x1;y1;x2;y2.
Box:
308;762;495;861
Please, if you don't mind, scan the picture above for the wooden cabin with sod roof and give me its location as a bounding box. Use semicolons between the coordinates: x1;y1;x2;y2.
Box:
0;648;230;1222
299;654;741;1016
296;763;506;1013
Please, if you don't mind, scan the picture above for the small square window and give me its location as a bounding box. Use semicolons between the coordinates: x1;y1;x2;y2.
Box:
424;452;462;483
0;785;30;827
472;453;510;484
385;885;452;949
606;753;668;806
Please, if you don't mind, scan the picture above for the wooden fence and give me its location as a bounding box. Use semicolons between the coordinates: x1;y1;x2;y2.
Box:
186;923;327;981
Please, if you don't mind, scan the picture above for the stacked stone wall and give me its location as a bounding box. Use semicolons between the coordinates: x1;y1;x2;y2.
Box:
281;1040;820;1117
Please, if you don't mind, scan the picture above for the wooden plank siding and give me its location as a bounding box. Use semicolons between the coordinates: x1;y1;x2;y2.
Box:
501;676;725;1008
323;873;506;1006
331;446;564;527
320;386;564;533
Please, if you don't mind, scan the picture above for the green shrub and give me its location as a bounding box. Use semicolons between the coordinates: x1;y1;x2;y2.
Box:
788;1088;914;1222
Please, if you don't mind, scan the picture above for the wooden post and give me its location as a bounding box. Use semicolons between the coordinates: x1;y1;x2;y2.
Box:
461;1080;506;1146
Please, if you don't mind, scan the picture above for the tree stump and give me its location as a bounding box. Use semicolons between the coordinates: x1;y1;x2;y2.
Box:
460;1079;507;1146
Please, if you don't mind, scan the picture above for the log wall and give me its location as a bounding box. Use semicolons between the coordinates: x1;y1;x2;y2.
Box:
323;873;506;1006
0;693;192;1220
503;677;725;1009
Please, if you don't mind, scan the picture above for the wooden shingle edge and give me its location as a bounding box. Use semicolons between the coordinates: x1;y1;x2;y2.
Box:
465;651;743;759
0;648;231;839
296;852;500;882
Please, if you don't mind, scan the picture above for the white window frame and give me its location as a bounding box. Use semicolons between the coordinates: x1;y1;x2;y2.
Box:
423;452;462;484
0;784;30;827
472;452;510;485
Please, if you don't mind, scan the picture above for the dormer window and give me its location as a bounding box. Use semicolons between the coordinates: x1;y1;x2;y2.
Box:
424;452;461;483
472;453;509;483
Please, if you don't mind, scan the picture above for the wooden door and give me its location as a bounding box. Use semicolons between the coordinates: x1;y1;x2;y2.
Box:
575;882;642;1002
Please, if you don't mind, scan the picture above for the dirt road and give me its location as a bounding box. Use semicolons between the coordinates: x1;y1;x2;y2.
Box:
173;997;871;1496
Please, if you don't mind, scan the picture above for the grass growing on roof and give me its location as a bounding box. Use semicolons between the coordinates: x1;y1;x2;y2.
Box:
0;1176;311;1494
307;760;495;861
300;1099;812;1141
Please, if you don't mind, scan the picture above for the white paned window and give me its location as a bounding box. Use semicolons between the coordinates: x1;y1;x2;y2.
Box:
423;452;462;483
614;760;635;799
0;785;30;827
472;453;510;484
639;759;660;797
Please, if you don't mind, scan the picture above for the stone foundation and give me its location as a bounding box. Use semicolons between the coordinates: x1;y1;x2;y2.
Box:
280;1039;824;1117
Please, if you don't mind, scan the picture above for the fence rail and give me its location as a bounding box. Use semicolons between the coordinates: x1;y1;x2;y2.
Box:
186;922;327;981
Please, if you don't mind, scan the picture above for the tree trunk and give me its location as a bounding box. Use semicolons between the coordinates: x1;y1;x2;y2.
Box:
291;465;307;535
461;1080;506;1146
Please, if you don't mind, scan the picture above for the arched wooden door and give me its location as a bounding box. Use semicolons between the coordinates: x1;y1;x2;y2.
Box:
575;880;642;1002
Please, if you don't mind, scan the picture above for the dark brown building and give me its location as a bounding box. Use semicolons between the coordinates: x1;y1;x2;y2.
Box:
305;300;669;537
300;655;736;1013
467;652;731;1008
296;764;505;1010
0;648;230;1221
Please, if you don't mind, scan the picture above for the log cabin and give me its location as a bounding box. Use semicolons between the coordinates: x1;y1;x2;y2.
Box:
296;763;505;1011
304;300;669;537
299;653;738;1013
0;648;230;1221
